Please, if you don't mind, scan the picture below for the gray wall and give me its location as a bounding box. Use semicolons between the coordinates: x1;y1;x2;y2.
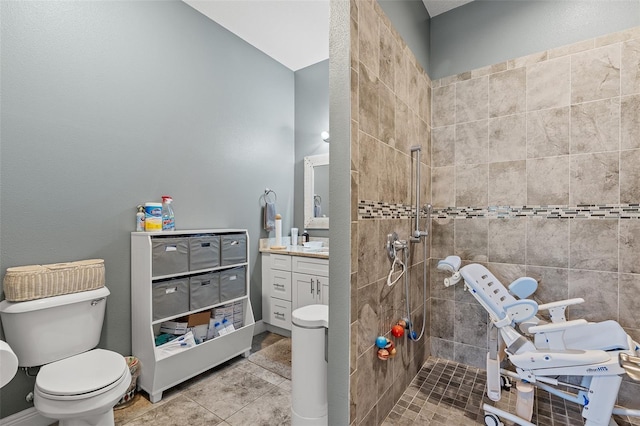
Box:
0;0;294;418
294;60;330;238
378;0;431;75
430;0;640;79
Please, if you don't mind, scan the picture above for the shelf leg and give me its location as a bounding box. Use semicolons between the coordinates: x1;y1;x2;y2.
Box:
149;391;163;403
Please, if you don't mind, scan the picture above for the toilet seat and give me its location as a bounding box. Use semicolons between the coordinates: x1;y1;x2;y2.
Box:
36;349;127;400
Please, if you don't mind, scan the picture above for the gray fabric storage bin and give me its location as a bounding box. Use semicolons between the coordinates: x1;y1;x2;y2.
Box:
152;238;189;277
152;278;189;321
189;235;220;271
220;266;246;302
189;272;220;310
220;234;247;266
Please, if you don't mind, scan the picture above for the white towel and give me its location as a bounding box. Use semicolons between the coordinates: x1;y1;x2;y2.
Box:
264;202;276;231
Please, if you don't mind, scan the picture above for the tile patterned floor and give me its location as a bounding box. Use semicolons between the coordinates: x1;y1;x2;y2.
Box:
113;332;291;426
110;336;639;426
383;357;640;426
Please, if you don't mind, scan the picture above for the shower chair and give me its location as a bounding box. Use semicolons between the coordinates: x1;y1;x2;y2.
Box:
436;255;640;426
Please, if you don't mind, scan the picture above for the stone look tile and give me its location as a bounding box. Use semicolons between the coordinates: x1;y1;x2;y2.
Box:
569;219;618;272
350;14;359;70
432;125;455;167
527;56;570;111
358;0;379;78
620;274;640;329
183;369;276;420
357;218;381;288
225;386;291;426
454;302;488;347
488;218;526;264
432;84;455;127
525;266;569;305
622;38;640;95
455;120;488;165
395;99;414;154
527;156;570;206
620;219;640;274
357;282;380;356
488;160;526;206
548;38;594;59
526;218;569;268
358;131;382;201
570;152;619;205
571;44;621;104
431;166;455;208
455;164;488;207
431;218;454;259
123;395;223;426
454;218;488;262
595;26;640;47
358;62;379;139
570;98;620;154
455;77;488;123
453;342;485;369
569;269;619;322
356;348;378;424
621;94;640;150
430;337;454;361
378;83;395;146
526;107;570;158
509;50;548;69
620;148;640;204
489;114;526;162
431;298;455;340
378;23;395;91
351;67;359;129
489;67;526;118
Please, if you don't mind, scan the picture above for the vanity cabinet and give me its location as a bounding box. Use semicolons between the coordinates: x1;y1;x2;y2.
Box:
131;229;255;403
262;252;328;334
292;256;329;308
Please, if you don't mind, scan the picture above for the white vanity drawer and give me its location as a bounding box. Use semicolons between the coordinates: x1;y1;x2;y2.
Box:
271;254;292;271
269;268;292;300
268;298;291;330
292;256;328;277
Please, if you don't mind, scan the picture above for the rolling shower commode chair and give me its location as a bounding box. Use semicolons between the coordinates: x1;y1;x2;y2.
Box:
437;256;640;426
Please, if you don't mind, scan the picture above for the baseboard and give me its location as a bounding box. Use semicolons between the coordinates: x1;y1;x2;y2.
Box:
253;319;266;335
0;407;52;426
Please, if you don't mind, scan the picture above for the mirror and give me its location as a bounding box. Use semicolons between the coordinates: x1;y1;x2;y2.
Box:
304;154;329;229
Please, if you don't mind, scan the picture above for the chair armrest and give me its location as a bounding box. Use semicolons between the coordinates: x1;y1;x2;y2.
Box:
529;318;587;334
538;298;585;323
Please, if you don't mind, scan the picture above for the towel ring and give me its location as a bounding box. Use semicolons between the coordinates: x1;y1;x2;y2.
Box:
263;188;277;204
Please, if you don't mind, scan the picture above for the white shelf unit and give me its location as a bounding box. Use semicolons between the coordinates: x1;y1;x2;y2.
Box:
131;229;255;403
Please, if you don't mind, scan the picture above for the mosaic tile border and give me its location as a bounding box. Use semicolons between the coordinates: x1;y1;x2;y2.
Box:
358;201;640;220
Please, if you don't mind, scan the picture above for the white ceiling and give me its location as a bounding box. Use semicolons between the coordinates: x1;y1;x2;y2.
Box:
184;0;329;71
183;0;471;71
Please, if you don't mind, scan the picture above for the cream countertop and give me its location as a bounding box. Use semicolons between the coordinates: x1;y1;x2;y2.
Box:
259;237;329;259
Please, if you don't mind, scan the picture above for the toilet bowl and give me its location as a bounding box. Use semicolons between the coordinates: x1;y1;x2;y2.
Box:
34;349;131;426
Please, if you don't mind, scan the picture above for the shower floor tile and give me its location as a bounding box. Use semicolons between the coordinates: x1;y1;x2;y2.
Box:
383;357;640;426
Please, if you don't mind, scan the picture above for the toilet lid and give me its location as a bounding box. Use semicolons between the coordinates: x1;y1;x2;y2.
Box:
36;349;127;397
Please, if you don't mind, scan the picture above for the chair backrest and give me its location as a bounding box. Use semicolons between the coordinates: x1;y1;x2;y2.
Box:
459;264;538;326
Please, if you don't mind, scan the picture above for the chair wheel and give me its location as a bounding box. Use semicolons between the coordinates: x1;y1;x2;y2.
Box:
500;375;512;390
484;413;503;426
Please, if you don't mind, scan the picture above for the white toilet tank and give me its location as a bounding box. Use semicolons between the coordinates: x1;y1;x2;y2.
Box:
0;287;110;367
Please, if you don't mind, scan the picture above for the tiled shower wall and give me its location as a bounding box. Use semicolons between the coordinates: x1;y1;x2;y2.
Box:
350;0;432;424
429;26;640;408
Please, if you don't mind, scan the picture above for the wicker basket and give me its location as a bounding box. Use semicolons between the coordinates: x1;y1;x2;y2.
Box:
3;259;105;302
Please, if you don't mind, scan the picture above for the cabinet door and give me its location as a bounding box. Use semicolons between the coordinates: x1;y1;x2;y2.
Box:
316;275;329;305
293;272;318;310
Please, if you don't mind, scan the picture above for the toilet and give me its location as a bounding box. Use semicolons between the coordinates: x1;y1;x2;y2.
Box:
0;287;130;426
